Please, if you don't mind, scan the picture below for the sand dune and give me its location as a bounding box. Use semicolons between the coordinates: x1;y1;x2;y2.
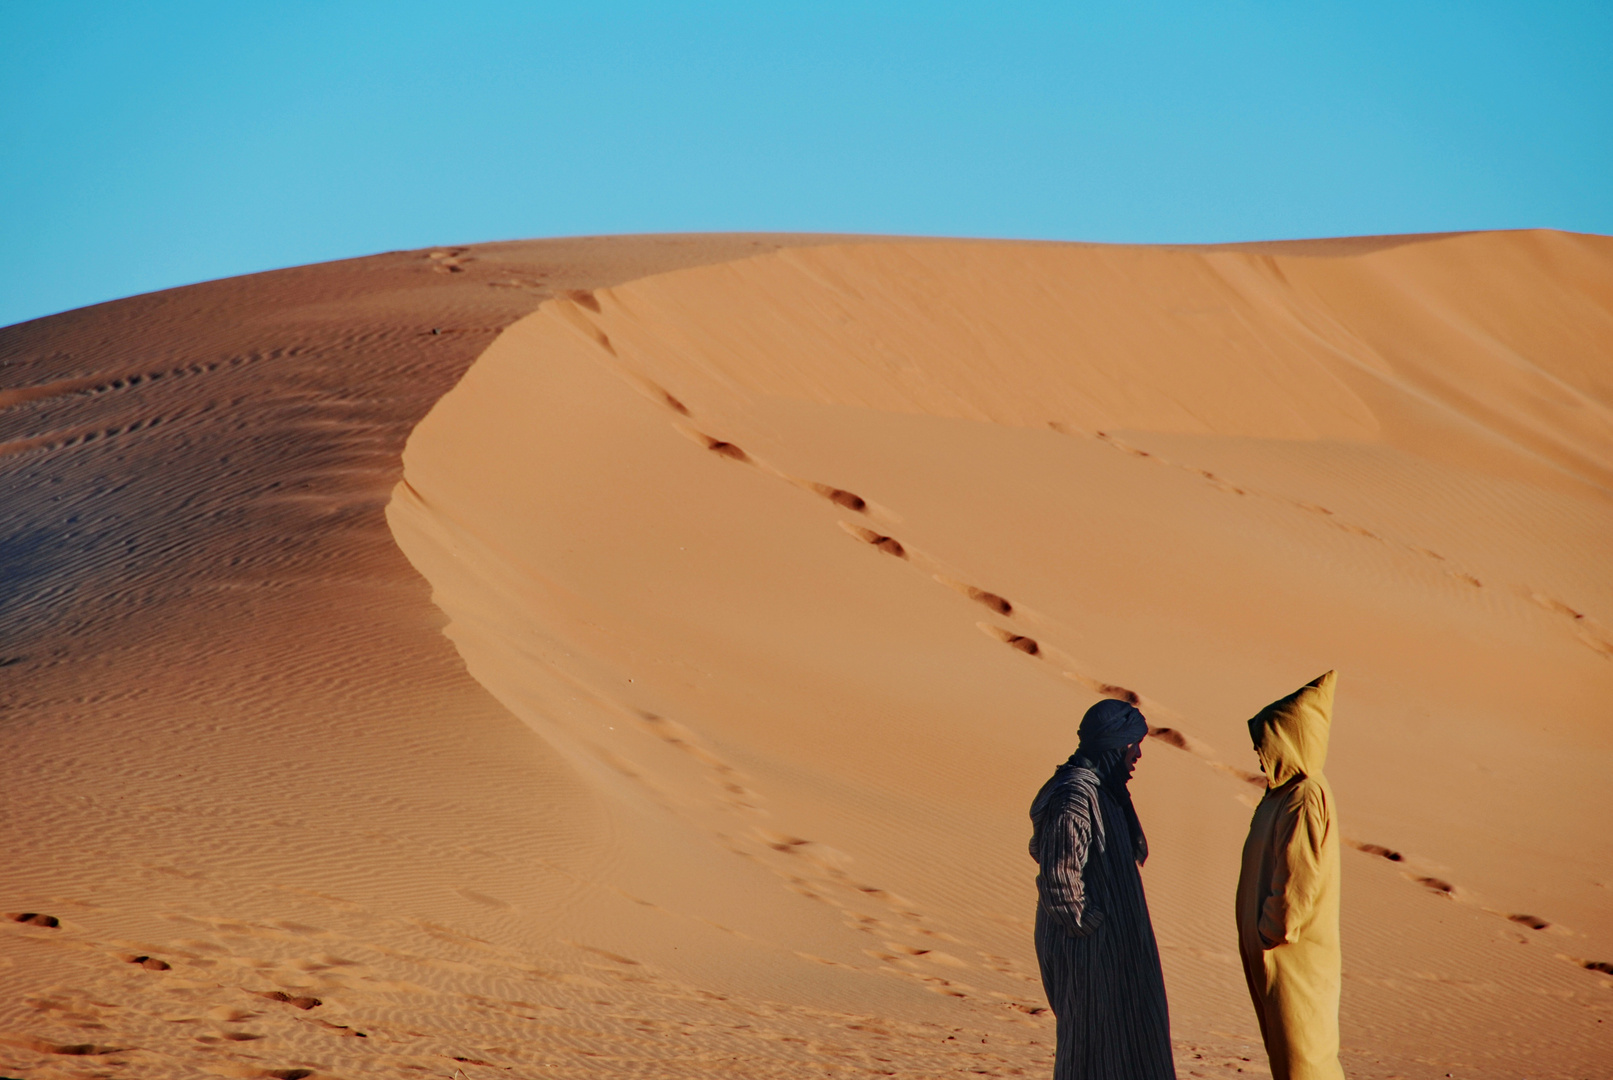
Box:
4;230;1610;1079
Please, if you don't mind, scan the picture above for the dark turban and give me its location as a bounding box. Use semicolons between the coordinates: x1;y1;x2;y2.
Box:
1077;698;1149;753
1073;698;1150;864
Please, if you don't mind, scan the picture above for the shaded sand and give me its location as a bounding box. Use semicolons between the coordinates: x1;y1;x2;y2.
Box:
4;231;1611;1079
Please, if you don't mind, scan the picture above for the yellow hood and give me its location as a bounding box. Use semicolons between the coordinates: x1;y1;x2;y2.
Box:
1248;670;1336;788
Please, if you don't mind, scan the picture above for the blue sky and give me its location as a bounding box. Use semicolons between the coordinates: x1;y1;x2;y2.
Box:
3;2;1609;327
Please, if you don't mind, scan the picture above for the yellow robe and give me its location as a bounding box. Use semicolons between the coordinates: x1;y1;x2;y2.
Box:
1236;671;1345;1080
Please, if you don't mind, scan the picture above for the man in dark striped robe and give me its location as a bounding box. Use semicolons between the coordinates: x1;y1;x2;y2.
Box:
1030;699;1176;1079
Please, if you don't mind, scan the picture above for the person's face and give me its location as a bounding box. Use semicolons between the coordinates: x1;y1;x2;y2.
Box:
1122;739;1143;779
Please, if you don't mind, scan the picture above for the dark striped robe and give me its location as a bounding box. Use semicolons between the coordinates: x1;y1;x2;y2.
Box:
1030;760;1175;1080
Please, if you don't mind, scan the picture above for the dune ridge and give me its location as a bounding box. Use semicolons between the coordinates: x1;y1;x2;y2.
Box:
3;230;1610;1079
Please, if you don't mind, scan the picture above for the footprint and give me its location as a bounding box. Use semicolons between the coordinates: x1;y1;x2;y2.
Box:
967;588;1012;615
1145;727;1190;751
1527;592;1583;619
674;423;754;463
1061;423;1262;501
1350;842;1404;863
1190;469;1246;495
979;623;1038;655
636;712;724;766
1583;960;1613;975
703;435;750;462
634;710;763;812
1141;722;1266;792
1448;572;1482;588
806;482;868;513
883;943;968;968
8;912;59;927
936;576;1013;615
1059;672;1139;704
919;976;970;998
255;991;322;1010
753;830;850;873
1095;432;1152;458
1333;521;1382;541
124;955;172;970
839;522;906;558
560;288;601;313
1415;876;1455;895
1508;914;1549;930
552;292;616;353
713;774;764;810
1220;765;1268;789
757;830;811;853
614;369;690;416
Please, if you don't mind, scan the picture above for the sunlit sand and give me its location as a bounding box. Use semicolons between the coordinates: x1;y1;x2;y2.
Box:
3;230;1609;1079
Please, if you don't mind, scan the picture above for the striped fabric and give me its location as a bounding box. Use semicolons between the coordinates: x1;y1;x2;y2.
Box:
1030;759;1176;1079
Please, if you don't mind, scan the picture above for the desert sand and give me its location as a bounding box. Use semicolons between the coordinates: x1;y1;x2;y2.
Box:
2;230;1609;1080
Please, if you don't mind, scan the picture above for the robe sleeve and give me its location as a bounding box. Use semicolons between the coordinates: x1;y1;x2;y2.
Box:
1036;790;1106;936
1258;781;1330;948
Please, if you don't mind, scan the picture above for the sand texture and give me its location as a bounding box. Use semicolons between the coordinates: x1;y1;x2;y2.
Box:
4;230;1611;1079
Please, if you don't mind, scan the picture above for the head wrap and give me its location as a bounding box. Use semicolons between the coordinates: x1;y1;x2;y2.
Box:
1072;698;1151;865
1077;698;1149;753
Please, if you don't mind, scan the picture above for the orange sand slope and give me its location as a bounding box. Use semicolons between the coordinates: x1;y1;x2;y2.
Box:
5;231;1612;1080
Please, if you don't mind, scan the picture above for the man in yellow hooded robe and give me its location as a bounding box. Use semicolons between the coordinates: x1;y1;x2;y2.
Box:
1236;671;1345;1080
